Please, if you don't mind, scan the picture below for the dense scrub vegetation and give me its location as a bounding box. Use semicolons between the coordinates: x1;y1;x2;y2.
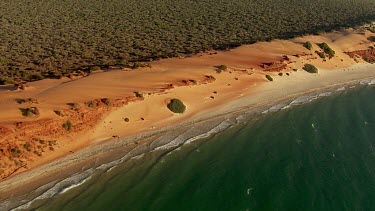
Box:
0;0;375;82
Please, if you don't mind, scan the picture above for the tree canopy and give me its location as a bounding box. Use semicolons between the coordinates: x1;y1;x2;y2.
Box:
0;0;374;82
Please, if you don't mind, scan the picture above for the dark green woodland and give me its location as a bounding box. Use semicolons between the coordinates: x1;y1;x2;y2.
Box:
0;0;375;83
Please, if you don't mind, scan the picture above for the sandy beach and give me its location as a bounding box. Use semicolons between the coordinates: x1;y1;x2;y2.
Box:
0;28;375;209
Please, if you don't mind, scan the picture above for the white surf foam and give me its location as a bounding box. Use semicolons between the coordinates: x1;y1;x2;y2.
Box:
59;176;92;194
336;87;346;92
185;120;231;145
12;169;95;210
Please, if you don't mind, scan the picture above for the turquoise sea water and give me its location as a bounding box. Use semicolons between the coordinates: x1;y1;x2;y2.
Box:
26;85;375;210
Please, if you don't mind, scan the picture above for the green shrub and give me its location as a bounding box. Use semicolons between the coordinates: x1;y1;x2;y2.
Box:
17;98;38;104
90;66;101;71
317;52;326;59
23;142;32;152
54;110;63;116
0;77;13;85
101;98;112;106
30;73;45;81
167;99;186;113
303;64;319;73
63;120;73;131
22;108;32;117
265;75;273;81
34;150;42;156
132;62;143;69
20;107;40;116
86;101;97;108
11;148;21;157
134;92;143;98
304;41;312;50
364;57;375;63
216;65;227;73
318;43;335;58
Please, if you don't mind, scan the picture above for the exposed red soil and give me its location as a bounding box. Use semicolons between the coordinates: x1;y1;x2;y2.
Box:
0;75;217;180
345;48;375;63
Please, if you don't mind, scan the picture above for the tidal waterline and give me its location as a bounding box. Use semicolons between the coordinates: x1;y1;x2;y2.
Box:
31;85;375;211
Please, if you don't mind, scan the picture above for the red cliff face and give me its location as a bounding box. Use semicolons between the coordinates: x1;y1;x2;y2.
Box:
0;96;142;180
346;48;375;63
260;62;288;72
0;75;217;180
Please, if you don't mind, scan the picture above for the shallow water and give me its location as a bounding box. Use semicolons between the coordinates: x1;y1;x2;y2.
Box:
20;85;375;210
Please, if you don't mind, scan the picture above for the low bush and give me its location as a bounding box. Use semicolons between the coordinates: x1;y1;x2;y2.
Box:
17;98;38;104
134;92;143;98
364;57;375;63
265;75;273;81
20;107;40;116
0;77;13;85
86;101;97;108
11;148;21;157
318;43;335;58
304;41;312;50
101;98;112;107
132;62;144;69
63;120;73;131
216;65;227;73
303;64;319;73
167;99;186;113
90;66;101;71
54;110;63;116
317;52;326;59
23;142;32;152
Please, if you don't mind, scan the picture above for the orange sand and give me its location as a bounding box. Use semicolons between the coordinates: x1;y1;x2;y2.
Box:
0;28;374;195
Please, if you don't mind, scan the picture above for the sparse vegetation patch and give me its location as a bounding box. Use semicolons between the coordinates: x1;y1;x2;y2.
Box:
17;98;38;104
23;142;32;152
101;98;112;107
216;65;227;73
86;101;97;108
63;120;73;131
20;107;40;117
54;110;63;116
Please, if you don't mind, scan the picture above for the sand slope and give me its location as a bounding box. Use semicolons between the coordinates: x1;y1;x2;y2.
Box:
0;28;374;182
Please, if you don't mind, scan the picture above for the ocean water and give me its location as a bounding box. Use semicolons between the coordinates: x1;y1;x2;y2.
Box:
20;84;375;211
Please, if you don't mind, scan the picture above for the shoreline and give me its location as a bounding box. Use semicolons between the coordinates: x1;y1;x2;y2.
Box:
0;27;375;209
1;65;374;209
